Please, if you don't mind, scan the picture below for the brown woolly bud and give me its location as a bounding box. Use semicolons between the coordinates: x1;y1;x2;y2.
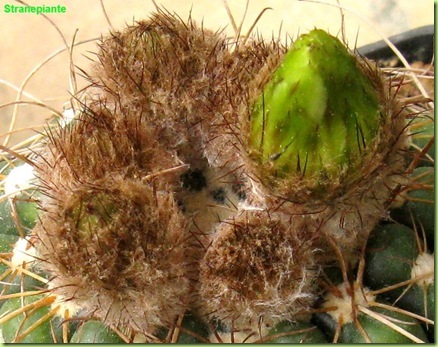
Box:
40;98;183;190
32;58;194;332
89;10;237;169
34;175;191;333
197;209;319;330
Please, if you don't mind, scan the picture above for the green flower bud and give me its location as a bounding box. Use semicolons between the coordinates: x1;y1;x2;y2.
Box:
249;29;382;191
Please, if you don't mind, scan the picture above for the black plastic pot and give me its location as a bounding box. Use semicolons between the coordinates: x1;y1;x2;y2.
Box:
358;25;434;65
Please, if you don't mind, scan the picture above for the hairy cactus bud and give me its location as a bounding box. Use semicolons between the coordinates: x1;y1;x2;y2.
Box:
197;210;318;331
243;29;408;267
34;176;191;333
247;29;405;203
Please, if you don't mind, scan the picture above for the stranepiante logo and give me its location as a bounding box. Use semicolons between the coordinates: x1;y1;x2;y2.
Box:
4;3;66;14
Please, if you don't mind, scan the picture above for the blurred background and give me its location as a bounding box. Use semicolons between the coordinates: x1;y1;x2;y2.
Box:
0;0;434;146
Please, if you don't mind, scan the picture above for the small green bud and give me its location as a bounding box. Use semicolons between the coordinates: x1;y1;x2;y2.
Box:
250;29;381;185
65;193;117;241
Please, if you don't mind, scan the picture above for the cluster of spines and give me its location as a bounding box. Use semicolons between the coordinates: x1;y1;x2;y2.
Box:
32;11;235;334
28;10;414;340
197;209;319;330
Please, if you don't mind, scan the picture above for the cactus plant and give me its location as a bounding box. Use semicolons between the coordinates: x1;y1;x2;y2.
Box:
0;8;434;344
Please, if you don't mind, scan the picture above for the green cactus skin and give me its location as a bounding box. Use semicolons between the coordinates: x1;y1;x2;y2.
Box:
0;295;63;343
314;282;429;343
264;321;327;343
391;166;435;241
337;306;428;343
70;321;125;343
